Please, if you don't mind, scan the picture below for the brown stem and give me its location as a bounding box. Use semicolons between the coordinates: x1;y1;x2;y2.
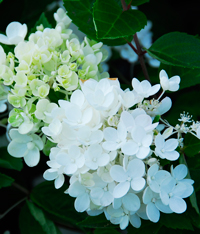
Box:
0;197;27;219
121;0;127;11
121;0;151;83
127;0;133;10
124;39;138;54
133;34;151;82
12;182;29;195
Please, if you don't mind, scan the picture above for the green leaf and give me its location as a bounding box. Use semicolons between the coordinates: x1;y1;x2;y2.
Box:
94;228;121;234
147;32;200;69
160;64;200;89
26;200;61;234
164;89;200;126
93;0;147;39
30;181;87;228
184;133;200;157
43;139;56;156
188;205;200;228
48;88;66;104
127;220;162;234
0;146;23;171
77;214;116;228
29;12;52;35
19;203;46;234
179;154;200;214
64;0;132;46
159;213;194;231
0;173;14;188
190;169;200;192
125;0;149;6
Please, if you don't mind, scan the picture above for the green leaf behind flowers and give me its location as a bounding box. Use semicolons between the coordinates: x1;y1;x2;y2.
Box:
26;200;61;234
29;12;52;35
93;0;147;39
147;32;200;69
184;133;200;157
19;202;61;234
0;146;23;171
30;181;87;228
64;0;133;46
77;213;116;229
179;154;200;214
0;173;14;188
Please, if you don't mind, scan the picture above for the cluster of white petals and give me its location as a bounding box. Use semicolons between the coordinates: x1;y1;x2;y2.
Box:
0;8;108;139
40;73;194;229
1;8;196;230
0;22;27;45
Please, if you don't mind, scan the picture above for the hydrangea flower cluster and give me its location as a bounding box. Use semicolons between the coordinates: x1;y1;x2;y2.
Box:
37;70;194;229
0;7;197;231
0;8;108;143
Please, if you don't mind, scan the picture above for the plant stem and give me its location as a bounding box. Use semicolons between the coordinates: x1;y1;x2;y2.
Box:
12;182;29;195
0;197;27;219
133;34;151;82
120;0;151;83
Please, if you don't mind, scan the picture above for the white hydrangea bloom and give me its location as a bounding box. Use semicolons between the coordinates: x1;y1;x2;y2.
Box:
132;78;160;101
155;134;179;161
54;8;72;26
159;176;191;214
0;15;192;230
143;186;172;222
0;22;27;45
110;159;146;198
159;69;181;92
8;129;43;167
147;164;171;193
67;180;91;212
43;147;66;189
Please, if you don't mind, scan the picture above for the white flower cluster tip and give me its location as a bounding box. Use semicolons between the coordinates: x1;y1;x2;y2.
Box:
40;74;193;230
0;8;109;136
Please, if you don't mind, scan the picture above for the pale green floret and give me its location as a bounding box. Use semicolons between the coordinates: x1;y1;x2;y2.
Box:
42;29;63;49
58;72;78;91
58;65;72;78
14;41;35;65
14;71;27;87
35;99;58;123
82;63;98;79
78;68;89;80
8;94;26;108
69;63;77;71
60;50;70;63
1;66;14;85
43;75;49;82
43;58;57;72
30;79;49;97
27;74;36;82
66;38;83;60
77;55;84;65
8;109;24;127
15;60;30;73
36;24;44;31
0;65;6;77
38;85;50;98
11;85;27;97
